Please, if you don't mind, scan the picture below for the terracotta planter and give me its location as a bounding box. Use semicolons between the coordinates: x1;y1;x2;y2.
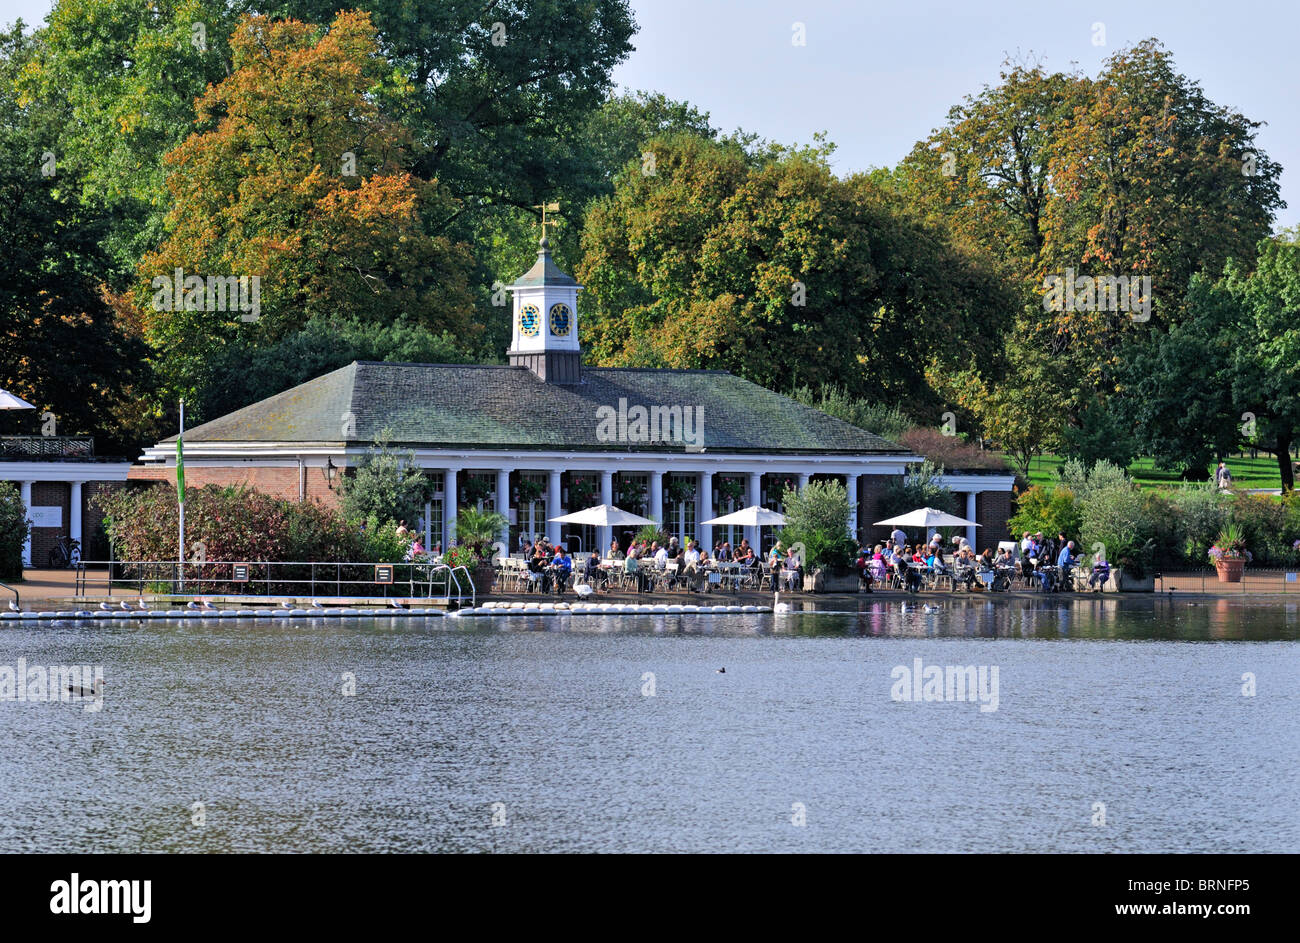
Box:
1215;558;1245;583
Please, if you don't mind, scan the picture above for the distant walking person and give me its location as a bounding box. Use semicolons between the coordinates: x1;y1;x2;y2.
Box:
1215;462;1233;490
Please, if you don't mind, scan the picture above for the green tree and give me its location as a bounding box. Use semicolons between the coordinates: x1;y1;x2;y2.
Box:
17;0;238;277
879;459;957;518
0;481;30;580
579;134;1012;399
778;479;855;571
338;434;429;526
0;22;156;453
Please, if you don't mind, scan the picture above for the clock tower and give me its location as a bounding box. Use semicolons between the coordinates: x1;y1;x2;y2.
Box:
506;233;583;384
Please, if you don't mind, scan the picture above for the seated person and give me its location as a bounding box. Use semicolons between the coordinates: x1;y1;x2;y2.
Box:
583;551;605;591
526;548;547;592
682;541;705;592
624;549;647;594
1056;541;1076;589
550;548;572;596
1088;559;1111;591
854;550;873;592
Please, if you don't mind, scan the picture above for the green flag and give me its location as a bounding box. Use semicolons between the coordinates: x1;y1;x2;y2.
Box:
176;406;185;502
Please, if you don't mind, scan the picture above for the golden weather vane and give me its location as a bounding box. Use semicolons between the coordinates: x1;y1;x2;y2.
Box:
533;201;561;241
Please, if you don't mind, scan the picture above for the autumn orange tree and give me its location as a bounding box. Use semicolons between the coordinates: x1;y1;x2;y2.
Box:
138;11;477;411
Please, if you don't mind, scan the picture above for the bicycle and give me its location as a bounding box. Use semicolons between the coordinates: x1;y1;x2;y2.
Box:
48;535;81;569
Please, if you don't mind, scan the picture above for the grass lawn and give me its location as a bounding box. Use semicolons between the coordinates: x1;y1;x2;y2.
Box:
1025;453;1287;491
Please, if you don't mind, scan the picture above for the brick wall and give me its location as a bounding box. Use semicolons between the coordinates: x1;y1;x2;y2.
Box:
127;464;342;507
857;474;899;549
977;490;1013;551
28;481;67;566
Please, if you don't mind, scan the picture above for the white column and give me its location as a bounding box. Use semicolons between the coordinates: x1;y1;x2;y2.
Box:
649;470;663;526
847;473;860;543
69;481;83;552
19;480;32;567
600;469;613;554
496;469;511;556
423;499;432;551
444;469;457;549
697;471;713;553
744;471;762;551
797;472;810;490
547;469;562;547
966;491;978;551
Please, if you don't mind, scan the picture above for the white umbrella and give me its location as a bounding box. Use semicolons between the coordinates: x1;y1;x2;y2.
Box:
701;505;787;527
0;389;35;410
874;507;980;530
548;504;657;528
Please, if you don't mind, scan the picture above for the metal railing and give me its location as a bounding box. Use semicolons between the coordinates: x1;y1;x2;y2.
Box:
1154;568;1300;594
74;559;477;607
0;435;93;458
0;581;18;610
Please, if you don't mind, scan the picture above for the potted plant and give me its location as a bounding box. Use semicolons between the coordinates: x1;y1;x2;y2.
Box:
452;506;509;596
1208;524;1251;582
777;480;858;592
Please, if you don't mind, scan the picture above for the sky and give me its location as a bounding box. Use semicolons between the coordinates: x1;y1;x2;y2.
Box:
5;0;1297;228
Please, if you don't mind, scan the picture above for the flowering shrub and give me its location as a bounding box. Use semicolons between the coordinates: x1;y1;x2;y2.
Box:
898;427;1010;472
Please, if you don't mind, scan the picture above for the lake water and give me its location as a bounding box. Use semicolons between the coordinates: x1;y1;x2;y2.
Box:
1;596;1296;853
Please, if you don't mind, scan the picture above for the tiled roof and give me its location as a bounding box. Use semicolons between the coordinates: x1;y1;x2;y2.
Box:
171;361;905;454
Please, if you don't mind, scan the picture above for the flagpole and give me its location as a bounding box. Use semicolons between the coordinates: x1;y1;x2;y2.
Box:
178;400;185;593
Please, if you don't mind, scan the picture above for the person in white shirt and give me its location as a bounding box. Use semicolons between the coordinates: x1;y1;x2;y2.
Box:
654;544;669;567
890;527;907;550
682;541;704;592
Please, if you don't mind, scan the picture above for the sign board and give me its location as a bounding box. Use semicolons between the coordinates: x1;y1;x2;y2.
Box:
1287;573;1297;583
29;506;62;528
374;565;394;584
232;564;250;582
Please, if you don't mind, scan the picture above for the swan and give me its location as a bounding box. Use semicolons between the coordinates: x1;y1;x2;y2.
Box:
67;678;104;698
922;604;940;614
574;583;594;598
388;599;409;610
773;591;791;613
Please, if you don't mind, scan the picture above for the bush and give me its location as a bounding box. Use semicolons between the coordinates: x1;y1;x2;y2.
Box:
789;385;912;442
1076;470;1163;579
0;482;29;580
777;479;856;572
1165;484;1230;566
898;427;1010;472
97;483;393;568
1228;493;1292;565
1008;485;1082;542
338;433;429;527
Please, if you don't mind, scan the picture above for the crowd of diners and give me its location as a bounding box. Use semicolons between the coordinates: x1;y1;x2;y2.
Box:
419;517;1112;597
853;527;1106;594
504;532;815;596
